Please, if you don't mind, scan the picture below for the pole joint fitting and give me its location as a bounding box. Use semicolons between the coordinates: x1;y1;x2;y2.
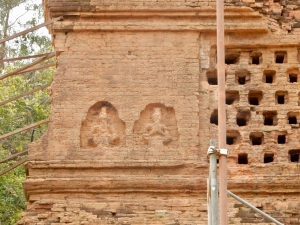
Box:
207;147;228;158
219;148;228;156
207;146;217;156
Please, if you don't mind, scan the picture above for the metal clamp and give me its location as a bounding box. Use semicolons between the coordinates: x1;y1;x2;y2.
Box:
207;139;217;156
207;140;229;158
207;146;217;156
207;147;229;158
219;148;228;155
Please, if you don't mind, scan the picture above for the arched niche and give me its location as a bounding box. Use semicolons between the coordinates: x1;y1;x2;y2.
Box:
133;103;179;147
80;101;125;148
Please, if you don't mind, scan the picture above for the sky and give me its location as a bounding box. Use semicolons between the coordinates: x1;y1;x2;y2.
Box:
10;0;50;38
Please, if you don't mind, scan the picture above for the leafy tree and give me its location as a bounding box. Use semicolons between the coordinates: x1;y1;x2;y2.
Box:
0;0;54;224
0;0;47;68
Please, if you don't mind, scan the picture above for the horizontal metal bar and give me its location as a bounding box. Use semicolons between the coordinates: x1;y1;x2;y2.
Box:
14;62;56;75
0;52;55;81
0;150;28;164
0;119;50;140
0;52;54;63
0;157;27;176
0;83;51;106
0;16;63;44
227;190;284;225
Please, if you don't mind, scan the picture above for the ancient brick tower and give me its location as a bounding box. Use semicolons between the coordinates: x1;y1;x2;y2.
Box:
18;0;300;224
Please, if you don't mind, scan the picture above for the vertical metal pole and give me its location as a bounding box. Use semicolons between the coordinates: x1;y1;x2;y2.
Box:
208;140;219;225
207;178;212;225
216;0;228;223
210;152;219;225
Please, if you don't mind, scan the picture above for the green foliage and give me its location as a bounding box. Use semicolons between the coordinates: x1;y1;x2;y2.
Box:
0;0;54;224
0;0;49;68
0;165;26;225
0;64;53;154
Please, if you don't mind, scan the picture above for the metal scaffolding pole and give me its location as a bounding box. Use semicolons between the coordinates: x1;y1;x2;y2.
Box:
207;140;219;225
227;191;284;225
216;0;228;223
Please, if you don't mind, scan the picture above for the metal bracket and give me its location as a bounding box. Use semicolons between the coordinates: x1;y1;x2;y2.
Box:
207;146;217;156
207;140;217;156
207;147;229;158
219;148;228;156
207;140;229;158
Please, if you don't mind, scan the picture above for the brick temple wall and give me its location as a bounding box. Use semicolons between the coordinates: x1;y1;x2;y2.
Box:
17;194;300;224
18;0;300;224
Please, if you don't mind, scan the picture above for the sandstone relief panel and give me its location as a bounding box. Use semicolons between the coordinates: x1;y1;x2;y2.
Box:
133;103;179;149
80;101;125;148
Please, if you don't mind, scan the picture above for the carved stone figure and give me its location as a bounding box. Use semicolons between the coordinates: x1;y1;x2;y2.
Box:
143;108;172;146
80;101;125;148
90;106;120;146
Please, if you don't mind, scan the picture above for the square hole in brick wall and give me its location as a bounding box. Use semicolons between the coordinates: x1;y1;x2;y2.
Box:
278;135;286;144
289;74;298;83
210;109;218;125
263;70;276;83
275;51;287;63
275;91;287;104
238;153;248;164
287;68;299;83
226;130;240;145
250;132;264;145
289;116;297;124
225;53;240;64
248;90;263;105
235;70;250;85
264;153;274;163
263;111;278;126
207;70;218;85
287;112;298;125
276;131;287;145
250;52;262;65
289;150;300;162
236;109;250;126
226;90;240;105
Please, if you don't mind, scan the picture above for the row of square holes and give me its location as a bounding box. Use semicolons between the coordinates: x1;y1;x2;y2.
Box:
210;110;299;127
226;90;292;105
207;69;299;85
225;131;286;145
224;51;288;65
237;150;300;164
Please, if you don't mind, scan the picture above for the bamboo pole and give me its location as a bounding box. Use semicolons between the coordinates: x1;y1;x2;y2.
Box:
0;16;63;44
0;150;28;164
0;157;27;176
0;119;50;140
216;0;228;223
0;52;55;81
0;83;51;106
0;52;54;63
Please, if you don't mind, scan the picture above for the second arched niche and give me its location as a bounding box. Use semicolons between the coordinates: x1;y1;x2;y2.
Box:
133;103;179;148
80;101;125;148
